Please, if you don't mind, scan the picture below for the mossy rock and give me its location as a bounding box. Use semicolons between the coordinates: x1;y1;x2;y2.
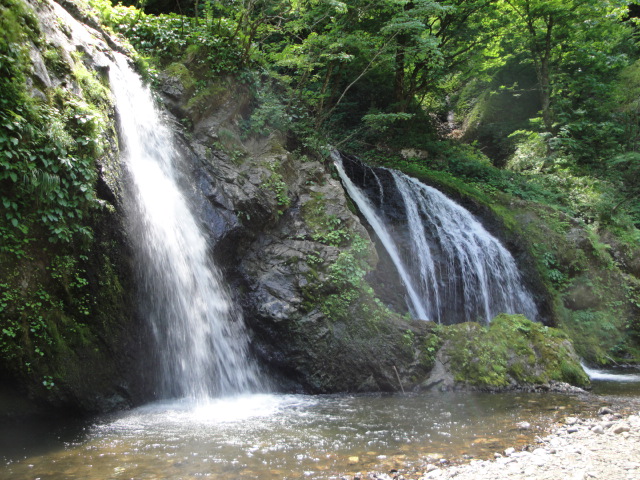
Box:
439;314;589;389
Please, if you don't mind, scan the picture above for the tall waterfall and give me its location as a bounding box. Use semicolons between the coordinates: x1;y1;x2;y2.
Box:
109;53;263;399
334;152;538;324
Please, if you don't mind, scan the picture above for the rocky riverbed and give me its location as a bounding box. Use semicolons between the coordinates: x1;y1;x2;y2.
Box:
351;400;640;480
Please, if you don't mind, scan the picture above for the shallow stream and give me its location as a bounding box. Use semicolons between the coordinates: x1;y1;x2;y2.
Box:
3;381;639;480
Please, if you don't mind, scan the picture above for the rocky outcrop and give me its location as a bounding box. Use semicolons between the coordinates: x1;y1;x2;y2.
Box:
151;60;595;393
423;314;589;391
157;78;434;391
0;0;147;413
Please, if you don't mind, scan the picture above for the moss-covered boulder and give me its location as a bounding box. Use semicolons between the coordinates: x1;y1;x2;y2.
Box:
428;314;589;390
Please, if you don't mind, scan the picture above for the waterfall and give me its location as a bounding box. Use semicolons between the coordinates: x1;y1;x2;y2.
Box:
334;158;428;319
334;152;538;324
109;53;263;399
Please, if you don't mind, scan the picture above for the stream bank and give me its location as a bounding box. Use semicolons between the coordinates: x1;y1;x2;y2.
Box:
351;386;640;480
362;408;640;480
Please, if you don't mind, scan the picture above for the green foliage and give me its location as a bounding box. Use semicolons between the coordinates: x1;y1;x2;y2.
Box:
300;189;383;324
538;249;568;291
0;0;135;400
507;130;548;173
0;2;110;248
42;375;55;390
326;235;369;291
237;74;295;137
302;192;352;247
362;112;414;132
306;241;382;325
0;283;55;360
559;308;626;365
0;248;97;382
93;0;263;74
362;141;564;209
419;325;443;369
260;161;291;214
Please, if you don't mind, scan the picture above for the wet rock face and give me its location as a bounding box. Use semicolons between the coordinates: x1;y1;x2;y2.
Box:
157;76;573;391
337;155;413;316
338;153;544;325
182;144;376;389
339;153;407;223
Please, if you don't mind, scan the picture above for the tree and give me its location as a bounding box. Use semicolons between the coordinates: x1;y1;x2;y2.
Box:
383;0;501;112
502;0;631;133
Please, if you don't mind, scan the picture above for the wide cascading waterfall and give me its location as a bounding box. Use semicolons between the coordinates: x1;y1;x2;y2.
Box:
109;53;263;399
334;152;538;324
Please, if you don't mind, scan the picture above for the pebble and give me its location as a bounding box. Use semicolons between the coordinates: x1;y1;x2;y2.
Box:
565;417;579;425
611;424;630;435
531;456;547;467
354;409;640;480
375;474;393;480
516;421;531;430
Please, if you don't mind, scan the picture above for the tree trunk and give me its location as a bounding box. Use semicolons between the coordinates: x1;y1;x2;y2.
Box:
540;55;552;132
394;42;406;111
393;1;414;112
540;15;554;133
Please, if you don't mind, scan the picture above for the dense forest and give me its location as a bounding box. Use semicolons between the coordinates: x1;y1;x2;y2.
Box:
1;0;640;409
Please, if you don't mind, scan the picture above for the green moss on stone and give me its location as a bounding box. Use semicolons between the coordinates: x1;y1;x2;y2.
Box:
164;62;195;90
442;314;589;388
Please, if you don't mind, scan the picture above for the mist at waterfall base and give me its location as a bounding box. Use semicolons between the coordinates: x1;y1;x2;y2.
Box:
333;152;538;324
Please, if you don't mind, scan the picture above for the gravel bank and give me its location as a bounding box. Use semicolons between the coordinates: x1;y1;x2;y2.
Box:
355;406;640;480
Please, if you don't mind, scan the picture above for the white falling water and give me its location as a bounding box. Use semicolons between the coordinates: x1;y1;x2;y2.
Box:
109;53;263;399
333;153;428;319
581;363;640;382
334;152;538;324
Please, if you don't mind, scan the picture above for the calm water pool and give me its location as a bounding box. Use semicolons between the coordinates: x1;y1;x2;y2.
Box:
1;388;624;480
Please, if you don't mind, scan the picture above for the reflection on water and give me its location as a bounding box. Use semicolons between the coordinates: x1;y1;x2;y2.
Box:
0;391;609;480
